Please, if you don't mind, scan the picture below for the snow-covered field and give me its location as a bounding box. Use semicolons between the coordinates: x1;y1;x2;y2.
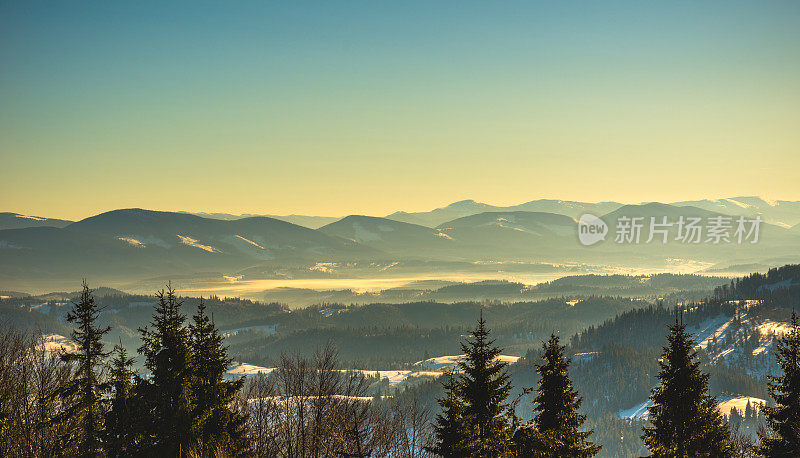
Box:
225;362;275;379
717;395;766;416
224;363;443;387
618;396;766;421
618;400;653;421
343;369;443;386
38;334;79;355
413;354;520;371
756;320;793;337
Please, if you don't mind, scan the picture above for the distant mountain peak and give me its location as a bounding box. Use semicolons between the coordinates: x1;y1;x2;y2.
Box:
446;199;485;208
0;212;73;230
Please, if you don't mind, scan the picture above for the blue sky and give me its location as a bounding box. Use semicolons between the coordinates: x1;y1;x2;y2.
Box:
2;1;799;219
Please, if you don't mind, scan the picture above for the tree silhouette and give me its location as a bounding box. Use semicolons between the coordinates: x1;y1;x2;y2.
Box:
761;310;800;456
56;281;111;457
514;334;600;457
137;284;195;456
642;313;733;457
189;298;248;454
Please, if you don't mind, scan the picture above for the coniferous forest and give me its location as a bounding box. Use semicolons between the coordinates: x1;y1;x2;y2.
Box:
2;278;800;457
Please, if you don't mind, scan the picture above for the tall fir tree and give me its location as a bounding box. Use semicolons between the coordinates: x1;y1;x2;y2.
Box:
761;310;800;456
188;298;248;454
642;313;734;457
103;340;141;457
458;311;514;457
514;334;600;457
428;372;470;457
137;284;196;456
56;281;111;457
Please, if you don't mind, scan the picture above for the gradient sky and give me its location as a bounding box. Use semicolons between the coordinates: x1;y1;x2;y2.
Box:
2;1;799;220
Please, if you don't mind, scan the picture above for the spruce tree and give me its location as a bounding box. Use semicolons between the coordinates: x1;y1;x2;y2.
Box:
188;299;248;454
56;281;111;457
428;373;469;457
514;334;600;457
642;313;734;457
137;284;195;456
761;310;800;456
103;341;140;456
458;311;514;457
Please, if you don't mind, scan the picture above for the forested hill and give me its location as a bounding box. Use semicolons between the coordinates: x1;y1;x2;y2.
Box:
715;263;800;305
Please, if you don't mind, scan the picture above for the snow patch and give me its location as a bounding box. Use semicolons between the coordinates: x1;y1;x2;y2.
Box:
309;262;338;273
572;351;599;363
724;198;753;209
222;324;277;338
0;240;24;249
117;236;145;248
756;320;793;337
344;370;443;386
414;354;520;371
690;315;735;352
717;396;765;416
619;400;653;421
234;234;265;250
176;235;220;253
38;334;79;355
619;396;764;421
226;362;275;379
16;214;47;221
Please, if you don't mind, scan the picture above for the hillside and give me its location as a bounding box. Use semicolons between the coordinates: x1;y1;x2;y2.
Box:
318;215;457;257
0;209;374;281
0;212;72;230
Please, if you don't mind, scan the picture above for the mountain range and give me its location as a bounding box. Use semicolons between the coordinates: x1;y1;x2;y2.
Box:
180;197;800;229
3;197;800;288
0;212;72;230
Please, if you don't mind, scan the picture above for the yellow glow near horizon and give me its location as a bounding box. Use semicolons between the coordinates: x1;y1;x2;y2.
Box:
1;2;799;220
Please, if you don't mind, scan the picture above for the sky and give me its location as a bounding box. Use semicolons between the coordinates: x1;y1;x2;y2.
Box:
1;1;799;220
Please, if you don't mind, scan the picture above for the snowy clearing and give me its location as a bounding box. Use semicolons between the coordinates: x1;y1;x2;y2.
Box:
414;354;520;371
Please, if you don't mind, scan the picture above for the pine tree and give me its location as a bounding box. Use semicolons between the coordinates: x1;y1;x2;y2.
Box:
642;313;734;457
761;310;800;457
458;311;514;457
137;284;195;456
56;281;111;457
428;373;469;457
514;334;600;457
188;298;248;454
103;341;140;456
